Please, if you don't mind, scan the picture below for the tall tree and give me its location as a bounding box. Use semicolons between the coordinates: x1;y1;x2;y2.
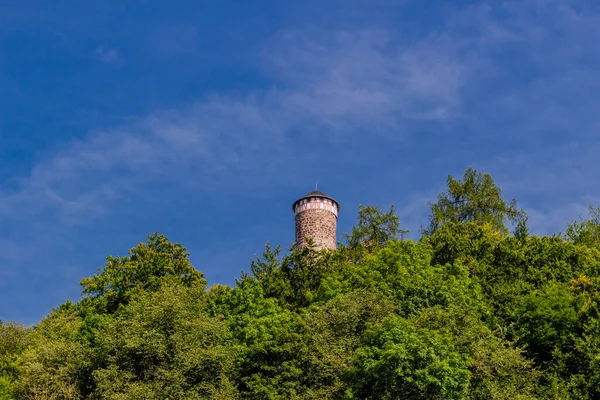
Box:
424;167;524;236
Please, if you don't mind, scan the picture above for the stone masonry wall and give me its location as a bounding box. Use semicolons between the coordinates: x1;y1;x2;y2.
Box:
295;208;337;250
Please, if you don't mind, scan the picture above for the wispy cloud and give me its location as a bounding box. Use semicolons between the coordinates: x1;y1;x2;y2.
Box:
95;46;125;67
264;29;468;126
2;27;469;226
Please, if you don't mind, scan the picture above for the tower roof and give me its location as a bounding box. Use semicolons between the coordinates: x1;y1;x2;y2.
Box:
292;189;340;211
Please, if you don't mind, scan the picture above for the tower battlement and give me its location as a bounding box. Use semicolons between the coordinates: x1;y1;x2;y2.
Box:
292;190;340;250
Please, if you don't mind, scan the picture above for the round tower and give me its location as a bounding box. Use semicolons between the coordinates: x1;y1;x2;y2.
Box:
292;190;340;250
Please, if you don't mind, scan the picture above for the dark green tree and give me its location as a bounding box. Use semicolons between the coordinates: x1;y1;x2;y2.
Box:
348;316;472;400
303;290;397;398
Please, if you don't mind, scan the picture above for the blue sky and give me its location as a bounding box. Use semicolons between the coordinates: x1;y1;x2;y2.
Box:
2;0;600;324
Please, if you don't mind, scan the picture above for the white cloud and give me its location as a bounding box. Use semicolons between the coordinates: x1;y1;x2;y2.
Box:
95;46;125;67
264;29;468;127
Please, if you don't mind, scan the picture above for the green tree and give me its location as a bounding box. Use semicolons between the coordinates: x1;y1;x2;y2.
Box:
236;308;308;399
424;167;524;236
0;321;28;400
565;205;600;247
413;306;539;399
0;321;27;379
79;232;206;314
15;303;92;400
348;316;472;400
344;205;408;253
302;290;397;398
249;242;284;298
92;284;237;399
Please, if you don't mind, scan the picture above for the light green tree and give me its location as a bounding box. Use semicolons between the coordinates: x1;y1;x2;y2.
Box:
565;205;600;247
15;303;91;400
92;284;238;399
0;321;28;400
344;205;408;254
424;167;524;236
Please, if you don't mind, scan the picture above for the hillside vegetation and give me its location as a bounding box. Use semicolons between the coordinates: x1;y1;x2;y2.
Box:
3;167;600;399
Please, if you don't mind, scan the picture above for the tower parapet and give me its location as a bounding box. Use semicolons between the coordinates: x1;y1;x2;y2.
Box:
292;190;340;250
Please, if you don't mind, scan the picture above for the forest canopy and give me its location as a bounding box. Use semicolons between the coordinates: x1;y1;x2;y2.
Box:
2;167;600;399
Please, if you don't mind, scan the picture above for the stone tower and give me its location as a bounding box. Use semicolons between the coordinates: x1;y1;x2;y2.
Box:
292;190;340;250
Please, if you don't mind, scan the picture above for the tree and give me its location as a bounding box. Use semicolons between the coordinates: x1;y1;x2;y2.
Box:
302;290;397;398
413;306;539;400
15;303;92;400
79;232;206;314
344;205;408;252
92;285;238;399
565;205;600;247
514;283;581;366
249;242;290;302
0;321;28;400
348;316;472;399
424;167;524;236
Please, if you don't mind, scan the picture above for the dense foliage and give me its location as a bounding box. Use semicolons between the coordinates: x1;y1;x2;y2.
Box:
2;168;600;399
